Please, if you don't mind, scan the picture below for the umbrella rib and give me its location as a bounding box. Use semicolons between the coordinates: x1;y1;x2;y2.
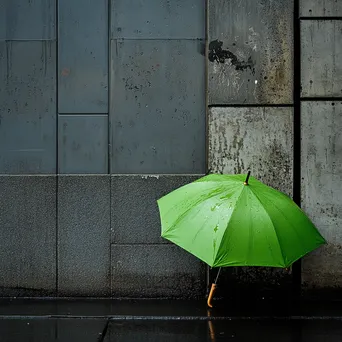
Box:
248;187;286;267
162;187;228;235
251;191;325;266
213;187;245;267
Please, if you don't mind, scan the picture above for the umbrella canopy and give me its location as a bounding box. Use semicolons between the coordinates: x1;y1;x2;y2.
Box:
157;173;325;269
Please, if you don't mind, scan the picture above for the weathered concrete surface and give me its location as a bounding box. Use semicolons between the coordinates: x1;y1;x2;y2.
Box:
208;107;293;298
208;0;293;105
111;0;205;39
58;176;111;296
301;21;342;97
0;41;56;174
301;102;342;292
58;0;108;114
0;176;56;296
0;0;56;40
208;107;293;195
110;39;205;174
111;175;201;244
300;0;342;17
58;115;108;174
111;244;206;298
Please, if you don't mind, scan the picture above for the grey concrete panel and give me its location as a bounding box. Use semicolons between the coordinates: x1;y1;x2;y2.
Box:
58;0;108;114
58;115;108;174
110;40;206;174
58;176;110;296
0;41;56;174
301;102;342;290
301;20;342;97
0;0;56;40
300;0;342;17
208;0;293;105
0;176;56;297
111;244;205;298
111;175;201;244
111;0;205;39
208;107;293;196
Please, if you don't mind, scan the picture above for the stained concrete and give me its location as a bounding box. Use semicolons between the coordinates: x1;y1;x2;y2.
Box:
0;0;56;40
58;0;108;114
300;0;342;17
0;41;56;174
111;244;206;299
58;115;108;174
208;107;294;298
58;176;111;297
111;175;201;244
111;0;205;39
208;0;293;104
301;102;342;292
301;20;342;97
208;107;293;196
110;39;206;174
0;176;56;296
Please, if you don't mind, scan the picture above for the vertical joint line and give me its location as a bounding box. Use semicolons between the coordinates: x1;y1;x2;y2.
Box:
55;0;59;296
293;0;301;207
108;0;112;298
205;0;210;291
107;0;111;175
292;0;302;301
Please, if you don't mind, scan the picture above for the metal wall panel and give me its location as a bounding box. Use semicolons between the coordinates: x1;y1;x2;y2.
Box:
58;176;111;296
110;40;206;174
58;0;108;114
208;107;294;196
301;102;342;290
111;0;205;39
208;0;293;105
111;175;201;244
301;20;342;97
300;0;342;17
0;0;56;40
58;115;108;174
111;244;205;298
0;176;56;296
0;41;56;174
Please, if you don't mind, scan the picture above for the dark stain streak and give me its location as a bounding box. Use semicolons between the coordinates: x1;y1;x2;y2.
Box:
208;40;254;73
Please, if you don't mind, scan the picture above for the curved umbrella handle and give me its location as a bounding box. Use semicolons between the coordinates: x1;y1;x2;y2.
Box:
207;283;217;308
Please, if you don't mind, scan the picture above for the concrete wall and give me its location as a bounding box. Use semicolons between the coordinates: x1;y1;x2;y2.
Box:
207;0;294;298
0;0;206;298
299;4;342;295
0;0;340;298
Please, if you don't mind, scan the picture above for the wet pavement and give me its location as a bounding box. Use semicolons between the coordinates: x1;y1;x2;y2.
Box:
1;299;342;341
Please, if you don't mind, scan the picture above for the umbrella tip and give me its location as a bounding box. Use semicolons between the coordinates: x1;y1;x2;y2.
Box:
244;171;251;185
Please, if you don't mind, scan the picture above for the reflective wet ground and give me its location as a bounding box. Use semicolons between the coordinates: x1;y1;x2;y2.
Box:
1;299;342;341
1;319;342;341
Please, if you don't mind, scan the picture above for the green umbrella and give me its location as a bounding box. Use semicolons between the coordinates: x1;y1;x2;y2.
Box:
157;172;326;306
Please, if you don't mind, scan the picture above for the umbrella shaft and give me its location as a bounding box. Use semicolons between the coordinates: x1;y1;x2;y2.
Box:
214;267;221;284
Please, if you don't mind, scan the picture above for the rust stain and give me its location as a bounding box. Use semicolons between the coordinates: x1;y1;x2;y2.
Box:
61;68;70;76
257;18;292;103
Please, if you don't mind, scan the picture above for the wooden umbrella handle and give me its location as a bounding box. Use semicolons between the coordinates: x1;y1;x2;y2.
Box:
207;283;217;308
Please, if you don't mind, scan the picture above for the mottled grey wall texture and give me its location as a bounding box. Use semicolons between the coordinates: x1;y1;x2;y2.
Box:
0;0;340;298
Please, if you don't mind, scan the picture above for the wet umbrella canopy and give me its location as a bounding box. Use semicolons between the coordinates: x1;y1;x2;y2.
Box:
157;173;326;306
